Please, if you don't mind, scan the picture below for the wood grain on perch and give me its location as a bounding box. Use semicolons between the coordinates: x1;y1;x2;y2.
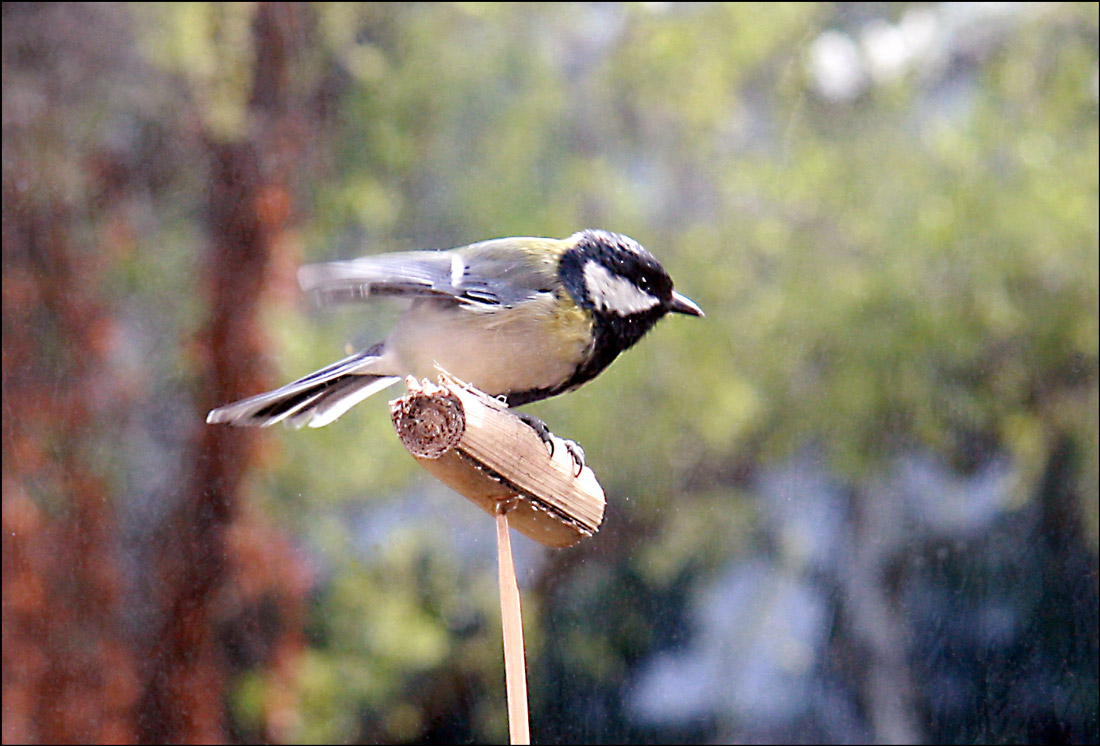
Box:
389;374;605;548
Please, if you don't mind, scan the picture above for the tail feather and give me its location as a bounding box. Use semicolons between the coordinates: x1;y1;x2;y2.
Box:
206;348;401;428
289;374;401;428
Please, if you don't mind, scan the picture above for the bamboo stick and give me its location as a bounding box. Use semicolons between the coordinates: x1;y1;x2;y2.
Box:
496;503;530;745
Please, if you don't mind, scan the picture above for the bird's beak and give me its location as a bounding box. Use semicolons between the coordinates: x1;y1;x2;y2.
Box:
669;290;704;317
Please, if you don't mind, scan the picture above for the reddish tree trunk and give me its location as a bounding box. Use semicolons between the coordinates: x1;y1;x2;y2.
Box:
137;5;312;742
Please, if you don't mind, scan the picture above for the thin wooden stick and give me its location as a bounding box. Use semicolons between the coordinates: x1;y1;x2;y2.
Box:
495;502;530;745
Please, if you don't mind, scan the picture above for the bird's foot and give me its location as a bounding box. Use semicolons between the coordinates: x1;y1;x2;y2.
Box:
516;412;586;476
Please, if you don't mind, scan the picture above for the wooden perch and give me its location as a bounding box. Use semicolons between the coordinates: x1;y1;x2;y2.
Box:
389;374;605;548
391;373;606;743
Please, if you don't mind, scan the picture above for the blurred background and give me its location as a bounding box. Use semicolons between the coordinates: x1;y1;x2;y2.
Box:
2;3;1097;744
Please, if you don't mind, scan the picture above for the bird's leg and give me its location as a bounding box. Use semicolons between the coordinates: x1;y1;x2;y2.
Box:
515;412;586;476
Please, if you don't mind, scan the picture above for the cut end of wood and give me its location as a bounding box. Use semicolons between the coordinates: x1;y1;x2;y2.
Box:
391;380;466;458
389;374;605;548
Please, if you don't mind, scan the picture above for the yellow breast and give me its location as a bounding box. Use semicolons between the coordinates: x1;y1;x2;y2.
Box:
384;292;593;397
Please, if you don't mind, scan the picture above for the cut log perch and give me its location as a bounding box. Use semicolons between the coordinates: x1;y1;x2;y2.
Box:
389;374;605;548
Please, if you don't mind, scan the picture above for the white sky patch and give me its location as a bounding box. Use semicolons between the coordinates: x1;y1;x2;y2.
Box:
808;30;865;101
583;261;661;315
450;254;464;287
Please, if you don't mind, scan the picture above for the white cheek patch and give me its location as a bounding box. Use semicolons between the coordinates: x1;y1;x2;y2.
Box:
450;254;465;287
583;261;661;315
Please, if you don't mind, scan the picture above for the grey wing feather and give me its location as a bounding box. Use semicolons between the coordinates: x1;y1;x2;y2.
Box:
298;238;561;309
298;251;457;305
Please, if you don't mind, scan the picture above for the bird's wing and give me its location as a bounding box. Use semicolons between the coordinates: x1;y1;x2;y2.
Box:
298;237;565;309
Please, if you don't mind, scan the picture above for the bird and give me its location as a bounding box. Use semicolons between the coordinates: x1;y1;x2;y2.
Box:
206;229;703;439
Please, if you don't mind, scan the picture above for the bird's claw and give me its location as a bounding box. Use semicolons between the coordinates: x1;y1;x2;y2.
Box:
516;413;585;476
561;439;586;476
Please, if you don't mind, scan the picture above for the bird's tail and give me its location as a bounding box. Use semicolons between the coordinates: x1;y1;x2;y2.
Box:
206;347;402;429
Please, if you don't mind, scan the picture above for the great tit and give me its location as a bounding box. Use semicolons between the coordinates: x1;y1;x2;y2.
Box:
206;228;703;430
